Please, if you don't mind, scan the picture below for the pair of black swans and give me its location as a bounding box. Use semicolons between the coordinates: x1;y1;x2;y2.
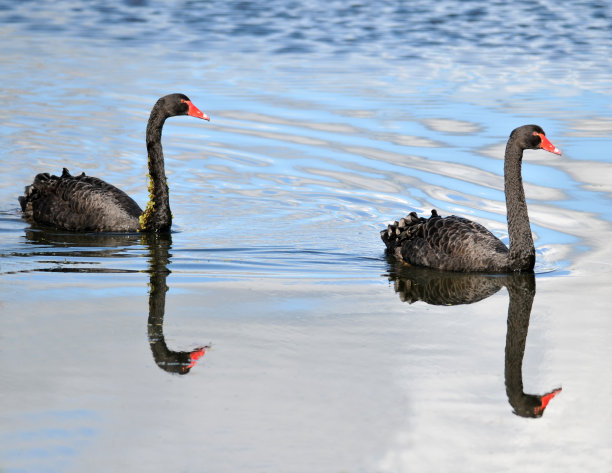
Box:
19;93;562;273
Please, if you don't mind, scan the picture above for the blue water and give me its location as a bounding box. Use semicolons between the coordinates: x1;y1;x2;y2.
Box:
1;1;612;472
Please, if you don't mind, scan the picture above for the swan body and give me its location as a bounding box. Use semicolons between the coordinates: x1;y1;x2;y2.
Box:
381;125;561;273
19;93;209;232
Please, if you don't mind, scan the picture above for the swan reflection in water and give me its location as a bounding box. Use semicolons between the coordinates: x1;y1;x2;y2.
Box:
386;260;561;418
23;229;208;374
144;233;208;375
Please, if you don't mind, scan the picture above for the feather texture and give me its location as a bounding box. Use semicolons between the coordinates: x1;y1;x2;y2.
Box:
19;168;142;232
381;210;509;272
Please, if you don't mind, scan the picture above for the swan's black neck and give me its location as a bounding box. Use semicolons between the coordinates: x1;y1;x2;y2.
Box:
141;104;172;232
504;137;535;271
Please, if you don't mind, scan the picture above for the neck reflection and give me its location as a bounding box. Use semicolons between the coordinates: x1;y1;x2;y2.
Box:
22;229;208;375
143;233;208;375
387;260;561;418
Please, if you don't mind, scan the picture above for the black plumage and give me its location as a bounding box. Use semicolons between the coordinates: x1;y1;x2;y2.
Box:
19;168;143;232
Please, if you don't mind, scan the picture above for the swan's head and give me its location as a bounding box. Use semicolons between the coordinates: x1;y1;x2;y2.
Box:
161;93;211;121
513;125;562;155
512;387;562;418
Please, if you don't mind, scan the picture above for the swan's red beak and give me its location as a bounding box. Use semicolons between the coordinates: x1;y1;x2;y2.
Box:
185;100;210;121
538;133;561;155
534;387;562;415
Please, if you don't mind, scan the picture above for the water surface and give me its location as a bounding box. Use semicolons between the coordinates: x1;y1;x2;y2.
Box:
1;1;612;472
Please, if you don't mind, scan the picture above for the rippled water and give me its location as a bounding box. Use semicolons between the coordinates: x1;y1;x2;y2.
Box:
1;1;612;472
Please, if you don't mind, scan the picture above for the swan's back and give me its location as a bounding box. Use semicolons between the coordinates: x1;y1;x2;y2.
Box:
19;168;142;232
381;210;510;272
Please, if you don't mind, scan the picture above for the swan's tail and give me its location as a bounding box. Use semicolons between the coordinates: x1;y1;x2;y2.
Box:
18;189;31;214
380;210;436;257
18;168;73;219
19;172;51;217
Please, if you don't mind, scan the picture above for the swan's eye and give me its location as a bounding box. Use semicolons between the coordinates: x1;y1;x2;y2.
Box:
532;131;539;136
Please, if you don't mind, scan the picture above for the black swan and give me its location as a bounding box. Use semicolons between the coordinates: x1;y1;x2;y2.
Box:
19;93;209;232
381;125;561;272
